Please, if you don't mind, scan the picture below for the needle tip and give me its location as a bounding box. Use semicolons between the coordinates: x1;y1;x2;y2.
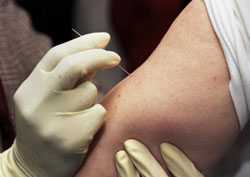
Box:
72;28;81;37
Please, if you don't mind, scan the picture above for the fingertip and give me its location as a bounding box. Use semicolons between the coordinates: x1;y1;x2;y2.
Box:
101;32;111;42
94;104;107;116
82;49;121;70
96;32;111;40
78;81;98;93
90;32;111;48
160;143;182;157
160;143;169;152
106;51;121;67
124;139;140;149
116;150;128;162
160;143;204;177
124;139;144;155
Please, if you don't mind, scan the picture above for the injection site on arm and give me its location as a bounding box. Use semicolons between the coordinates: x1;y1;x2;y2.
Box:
76;1;239;177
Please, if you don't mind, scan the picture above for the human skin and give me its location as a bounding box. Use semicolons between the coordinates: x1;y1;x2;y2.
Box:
76;0;239;176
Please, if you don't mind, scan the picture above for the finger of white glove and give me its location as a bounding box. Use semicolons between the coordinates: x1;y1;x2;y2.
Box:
50;81;98;112
115;150;140;177
160;143;204;177
124;139;169;177
51;49;121;90
56;104;106;153
40;33;111;71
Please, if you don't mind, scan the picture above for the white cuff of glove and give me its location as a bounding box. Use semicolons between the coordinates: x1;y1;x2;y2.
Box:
0;141;34;177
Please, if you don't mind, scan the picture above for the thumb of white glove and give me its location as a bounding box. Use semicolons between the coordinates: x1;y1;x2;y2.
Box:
0;32;121;177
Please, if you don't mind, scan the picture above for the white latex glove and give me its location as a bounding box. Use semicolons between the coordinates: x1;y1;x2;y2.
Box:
0;32;121;177
116;140;204;177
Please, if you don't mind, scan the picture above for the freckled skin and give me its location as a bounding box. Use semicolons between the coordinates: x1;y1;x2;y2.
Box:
76;1;239;176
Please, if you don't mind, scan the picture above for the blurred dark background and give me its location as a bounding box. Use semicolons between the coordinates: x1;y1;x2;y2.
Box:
16;0;191;70
16;0;76;45
111;0;190;71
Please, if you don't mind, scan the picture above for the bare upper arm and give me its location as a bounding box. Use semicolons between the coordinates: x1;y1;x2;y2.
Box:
76;1;239;176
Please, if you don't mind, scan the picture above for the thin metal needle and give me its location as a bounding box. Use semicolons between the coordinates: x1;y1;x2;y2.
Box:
72;28;82;37
117;64;130;76
72;28;130;76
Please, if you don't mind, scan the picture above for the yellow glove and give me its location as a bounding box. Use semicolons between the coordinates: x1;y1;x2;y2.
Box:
0;33;121;177
116;139;204;177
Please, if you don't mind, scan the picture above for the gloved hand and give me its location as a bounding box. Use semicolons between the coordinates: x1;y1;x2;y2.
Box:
0;32;121;177
115;139;204;177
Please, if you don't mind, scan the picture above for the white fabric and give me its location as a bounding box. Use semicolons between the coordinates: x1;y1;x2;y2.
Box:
203;0;250;130
203;1;250;177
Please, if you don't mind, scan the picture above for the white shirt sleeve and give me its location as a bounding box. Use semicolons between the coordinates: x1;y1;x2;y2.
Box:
203;0;250;130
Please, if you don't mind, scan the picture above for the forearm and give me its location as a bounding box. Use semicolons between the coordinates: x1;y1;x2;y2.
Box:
76;0;239;176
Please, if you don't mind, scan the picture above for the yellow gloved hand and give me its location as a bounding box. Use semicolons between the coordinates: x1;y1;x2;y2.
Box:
115;140;204;177
0;32;121;177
